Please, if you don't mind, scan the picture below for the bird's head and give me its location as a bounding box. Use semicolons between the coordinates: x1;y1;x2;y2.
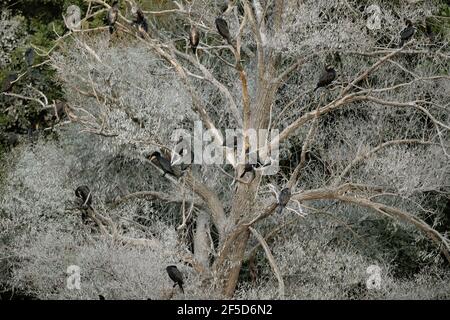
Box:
75;185;88;198
325;65;335;72
405;19;413;26
148;151;160;161
166;265;177;271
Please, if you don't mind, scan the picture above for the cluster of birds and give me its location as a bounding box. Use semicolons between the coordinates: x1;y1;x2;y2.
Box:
107;0;148;36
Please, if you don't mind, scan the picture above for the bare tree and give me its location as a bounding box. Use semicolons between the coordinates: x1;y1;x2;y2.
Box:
12;0;449;298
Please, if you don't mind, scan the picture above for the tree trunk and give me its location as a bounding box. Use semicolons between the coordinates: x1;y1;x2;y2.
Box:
214;175;260;297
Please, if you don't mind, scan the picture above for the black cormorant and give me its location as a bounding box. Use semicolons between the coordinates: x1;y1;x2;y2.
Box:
135;9;148;37
399;19;415;47
314;65;336;91
215;17;232;45
189;26;200;54
276;187;291;214
240;163;255;178
75;185;93;208
166;265;184;293
107;1;119;34
149;151;177;177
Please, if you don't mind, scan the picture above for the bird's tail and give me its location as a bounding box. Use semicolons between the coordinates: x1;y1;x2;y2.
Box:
109;25;114;34
192;46;197;54
399;40;404;48
313;86;319;92
179;282;184;293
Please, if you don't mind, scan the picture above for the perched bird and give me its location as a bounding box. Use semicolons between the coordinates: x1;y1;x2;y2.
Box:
166;265;184;293
1;73;18;93
425;22;435;43
314;65;336;91
189;25;200;54
240;163;255;178
215;17;232;45
75;185;93;208
149;151;177;177
64;5;82;30
24;48;35;67
135;9;148;37
107;0;119;34
399;19;415;47
276;187;291;214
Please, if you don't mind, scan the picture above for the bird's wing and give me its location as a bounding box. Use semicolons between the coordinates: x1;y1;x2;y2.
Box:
400;27;414;40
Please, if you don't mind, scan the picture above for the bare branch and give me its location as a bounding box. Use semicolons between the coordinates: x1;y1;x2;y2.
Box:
249;226;285;299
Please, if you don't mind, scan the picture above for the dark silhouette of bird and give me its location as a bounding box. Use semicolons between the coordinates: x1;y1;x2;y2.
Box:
98;295;105;300
314;65;336;91
75;185;93;208
276;187;291;214
425;22;435;43
24;48;35;67
107;1;119;34
189;25;200;54
1;73;18;93
135;9;148;37
149;151;177;177
215;17;232;45
166;265;184;293
399;19;415;47
240;163;255;178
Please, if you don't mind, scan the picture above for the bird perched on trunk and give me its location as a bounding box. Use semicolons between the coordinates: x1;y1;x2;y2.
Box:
314;65;336;91
75;185;93;209
107;0;119;34
276;187;291;214
166;265;184;293
399;19;415;47
189;25;200;54
1;72;18;93
148;151;178;177
240;163;255;178
215;17;232;45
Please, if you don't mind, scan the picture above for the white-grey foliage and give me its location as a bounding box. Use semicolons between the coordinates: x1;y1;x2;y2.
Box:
0;9;26;68
1;0;450;299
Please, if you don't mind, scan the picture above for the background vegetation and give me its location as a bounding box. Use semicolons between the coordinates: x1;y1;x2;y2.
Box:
1;0;449;299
